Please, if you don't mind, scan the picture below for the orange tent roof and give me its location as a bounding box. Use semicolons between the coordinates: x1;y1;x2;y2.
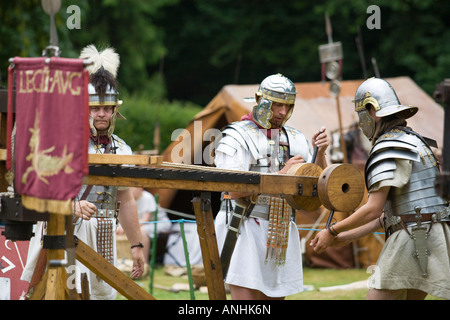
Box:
195;76;444;149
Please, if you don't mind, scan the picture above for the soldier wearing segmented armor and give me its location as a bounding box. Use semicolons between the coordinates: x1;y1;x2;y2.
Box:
311;78;450;300
214;74;330;300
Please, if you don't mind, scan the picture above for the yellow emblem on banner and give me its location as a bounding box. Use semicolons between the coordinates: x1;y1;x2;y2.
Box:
22;110;74;185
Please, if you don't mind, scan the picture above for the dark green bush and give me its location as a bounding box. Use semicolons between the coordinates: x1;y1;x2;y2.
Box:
114;92;202;154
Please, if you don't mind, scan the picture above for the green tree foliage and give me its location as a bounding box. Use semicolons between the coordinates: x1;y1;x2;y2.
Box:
113;71;203;152
319;0;450;94
65;0;176;96
156;0;450;104
1;1;449;98
114;93;202;153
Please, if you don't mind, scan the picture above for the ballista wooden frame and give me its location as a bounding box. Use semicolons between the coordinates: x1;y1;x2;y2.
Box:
0;151;364;300
83;154;364;300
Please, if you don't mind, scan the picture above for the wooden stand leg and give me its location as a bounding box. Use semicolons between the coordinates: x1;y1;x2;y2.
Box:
45;267;67;300
75;238;156;300
79;273;90;300
23;212;156;300
44;214;67;300
192;192;226;300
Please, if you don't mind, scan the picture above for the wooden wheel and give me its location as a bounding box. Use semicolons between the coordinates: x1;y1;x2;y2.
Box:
318;164;364;212
285;163;323;211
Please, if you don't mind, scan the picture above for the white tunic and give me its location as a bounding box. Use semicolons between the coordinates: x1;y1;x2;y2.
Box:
137;190;171;237
214;138;304;298
369;159;450;299
21;134;132;300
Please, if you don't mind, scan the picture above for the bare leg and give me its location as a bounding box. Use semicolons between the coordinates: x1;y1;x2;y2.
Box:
229;285;259;300
229;284;285;300
366;288;406;300
406;289;428;300
367;288;427;300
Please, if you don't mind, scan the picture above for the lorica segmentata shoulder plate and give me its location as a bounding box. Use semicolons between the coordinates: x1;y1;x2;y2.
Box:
367;128;447;218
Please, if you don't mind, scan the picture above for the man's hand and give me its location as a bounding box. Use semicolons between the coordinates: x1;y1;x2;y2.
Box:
278;155;306;174
309;228;336;254
312;126;330;153
74;200;97;221
130;246;145;279
311;126;330;169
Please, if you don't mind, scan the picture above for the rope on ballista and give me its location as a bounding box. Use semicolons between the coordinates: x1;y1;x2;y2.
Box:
139;220;384;235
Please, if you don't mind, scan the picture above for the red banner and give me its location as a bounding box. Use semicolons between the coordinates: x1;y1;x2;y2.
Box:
8;57;89;214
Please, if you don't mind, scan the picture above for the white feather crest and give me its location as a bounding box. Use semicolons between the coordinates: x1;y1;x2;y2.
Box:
79;44;120;78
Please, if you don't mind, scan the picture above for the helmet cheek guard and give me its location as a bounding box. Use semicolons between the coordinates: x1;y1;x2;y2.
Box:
354;94;381;140
357;108;376;140
252;97;273;129
107;101;123;137
89;115;97;137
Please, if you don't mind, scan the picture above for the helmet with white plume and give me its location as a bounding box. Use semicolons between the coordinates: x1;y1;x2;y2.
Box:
79;44;124;139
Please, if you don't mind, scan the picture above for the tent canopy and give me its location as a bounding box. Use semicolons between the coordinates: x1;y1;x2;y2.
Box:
193;76;443;149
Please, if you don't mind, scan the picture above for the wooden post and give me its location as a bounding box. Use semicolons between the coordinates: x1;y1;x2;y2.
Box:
44;267;67;300
192;192;226;300
44;213;68;300
335;96;348;163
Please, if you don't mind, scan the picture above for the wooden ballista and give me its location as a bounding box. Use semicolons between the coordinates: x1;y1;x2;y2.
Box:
84;154;365;300
86;154;364;213
0;152;364;300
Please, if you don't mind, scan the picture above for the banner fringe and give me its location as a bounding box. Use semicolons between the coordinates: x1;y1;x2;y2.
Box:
22;195;73;215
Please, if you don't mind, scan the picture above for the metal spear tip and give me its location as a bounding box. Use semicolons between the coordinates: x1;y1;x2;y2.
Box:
41;0;62;51
41;0;61;15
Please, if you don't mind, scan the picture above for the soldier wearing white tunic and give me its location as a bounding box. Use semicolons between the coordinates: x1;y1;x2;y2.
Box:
22;45;145;300
214;74;330;300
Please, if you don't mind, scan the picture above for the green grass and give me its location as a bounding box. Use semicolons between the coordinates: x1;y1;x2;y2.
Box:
117;265;211;300
290;268;370;300
116;265;439;301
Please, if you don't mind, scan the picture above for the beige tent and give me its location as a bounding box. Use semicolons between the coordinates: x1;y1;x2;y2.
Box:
152;76;444;268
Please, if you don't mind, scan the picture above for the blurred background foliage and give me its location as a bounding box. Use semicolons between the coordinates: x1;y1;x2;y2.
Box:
1;0;449;152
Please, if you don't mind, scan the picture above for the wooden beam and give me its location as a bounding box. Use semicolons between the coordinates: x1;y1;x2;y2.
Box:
45;267;67;300
88;154;163;165
75;237;156;300
83;174;318;198
83;163;364;212
44;214;67;300
0;150;164;166
192;193;226;300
